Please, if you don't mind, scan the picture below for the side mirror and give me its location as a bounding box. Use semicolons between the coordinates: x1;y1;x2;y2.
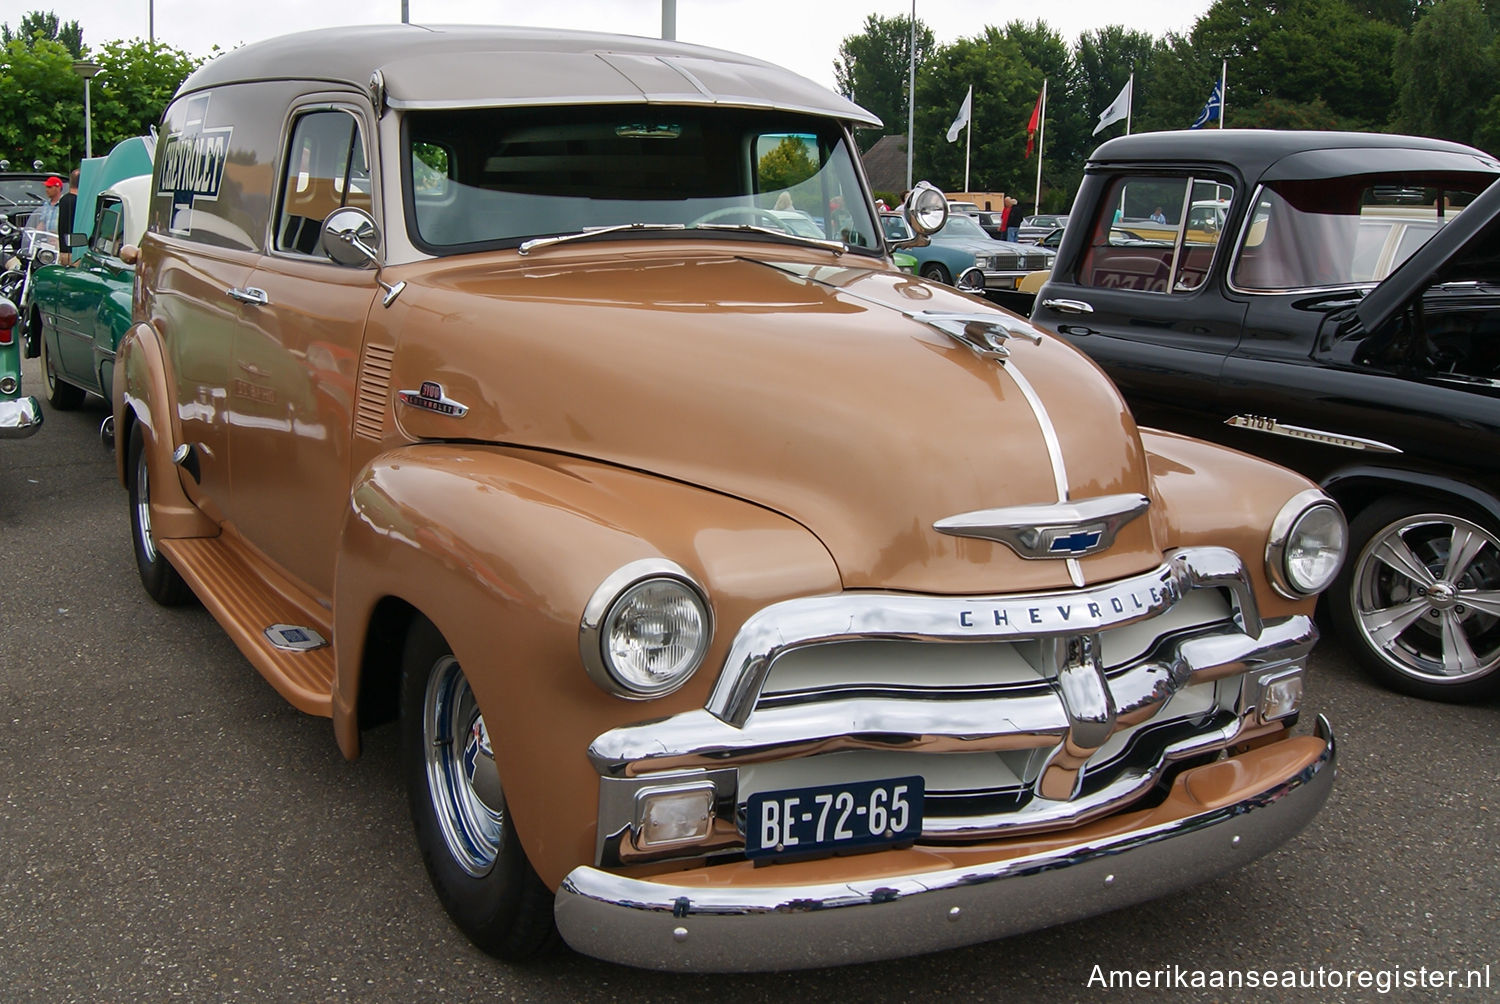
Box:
320;207;382;269
65;232;88;249
890;181;948;250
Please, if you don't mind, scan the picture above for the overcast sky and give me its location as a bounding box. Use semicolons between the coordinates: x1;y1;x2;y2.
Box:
20;1;1211;90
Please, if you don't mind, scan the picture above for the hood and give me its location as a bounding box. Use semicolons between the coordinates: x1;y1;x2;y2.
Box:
1355;176;1500;334
385;245;1163;594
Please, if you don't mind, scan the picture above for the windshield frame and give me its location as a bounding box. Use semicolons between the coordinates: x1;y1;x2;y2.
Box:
400;104;882;258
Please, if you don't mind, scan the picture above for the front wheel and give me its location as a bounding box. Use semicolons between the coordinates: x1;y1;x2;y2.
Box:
1328;498;1500;702
920;261;951;284
127;422;192;606
40;324;86;410
400;616;556;959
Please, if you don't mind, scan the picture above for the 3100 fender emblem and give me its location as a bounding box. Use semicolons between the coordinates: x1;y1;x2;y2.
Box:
398;381;469;417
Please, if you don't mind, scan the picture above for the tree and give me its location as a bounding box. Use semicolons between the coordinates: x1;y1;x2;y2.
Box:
2;10;83;59
913;29;1043;196
1393;0;1497;143
0;37;80;169
91;39;202;152
758;135;817;192
834;14;935;151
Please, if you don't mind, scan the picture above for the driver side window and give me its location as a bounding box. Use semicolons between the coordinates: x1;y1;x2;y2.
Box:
275;109;370;257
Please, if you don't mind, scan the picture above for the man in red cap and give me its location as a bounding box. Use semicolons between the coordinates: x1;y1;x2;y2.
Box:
30;174;64;235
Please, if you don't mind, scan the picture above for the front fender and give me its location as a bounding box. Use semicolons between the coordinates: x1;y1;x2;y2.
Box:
113;320;216;540
1142;427;1328;622
331;444;841;889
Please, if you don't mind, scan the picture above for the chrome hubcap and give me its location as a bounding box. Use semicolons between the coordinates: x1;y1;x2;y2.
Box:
134;445;157;563
423;655;504;877
1353;513;1500;683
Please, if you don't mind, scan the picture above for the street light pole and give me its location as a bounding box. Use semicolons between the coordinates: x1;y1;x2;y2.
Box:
74;61;101;160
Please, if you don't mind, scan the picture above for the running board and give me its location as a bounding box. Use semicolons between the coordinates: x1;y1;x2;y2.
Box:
159;536;335;717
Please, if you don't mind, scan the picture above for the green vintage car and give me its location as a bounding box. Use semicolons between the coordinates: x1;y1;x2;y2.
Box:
0;295;42;438
34;174;148;409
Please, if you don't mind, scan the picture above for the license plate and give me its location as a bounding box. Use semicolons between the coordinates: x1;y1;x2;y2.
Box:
745;776;924;860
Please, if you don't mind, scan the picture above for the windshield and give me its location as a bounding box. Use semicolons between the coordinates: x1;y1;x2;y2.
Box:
940;215;989;240
404;105;879;253
0;178;44;206
1231;174;1494;291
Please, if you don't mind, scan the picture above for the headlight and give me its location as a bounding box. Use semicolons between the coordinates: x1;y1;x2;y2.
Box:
36;247;57;265
956;266;985;293
580;559;712;698
1266;490;1347;597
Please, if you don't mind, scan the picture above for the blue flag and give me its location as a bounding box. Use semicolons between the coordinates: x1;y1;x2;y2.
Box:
1191;80;1222;129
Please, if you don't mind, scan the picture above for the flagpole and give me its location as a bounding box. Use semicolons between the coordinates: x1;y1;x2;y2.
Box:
1033;78;1046;217
1219;59;1227;129
905;0;915;191
964;85;972;193
1125;72;1133;135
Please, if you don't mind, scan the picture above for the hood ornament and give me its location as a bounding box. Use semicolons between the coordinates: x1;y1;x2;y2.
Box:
934;494;1150;560
917;311;1043;362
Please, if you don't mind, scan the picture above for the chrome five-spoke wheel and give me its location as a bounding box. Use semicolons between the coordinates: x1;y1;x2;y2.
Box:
1336;501;1500;701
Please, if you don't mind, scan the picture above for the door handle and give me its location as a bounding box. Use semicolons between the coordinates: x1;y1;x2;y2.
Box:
1057;324;1098;337
227;286;269;306
1040;298;1094;315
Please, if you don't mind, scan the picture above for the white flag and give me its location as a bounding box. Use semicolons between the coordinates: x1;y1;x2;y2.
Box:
1092;76;1133;136
945;86;972;143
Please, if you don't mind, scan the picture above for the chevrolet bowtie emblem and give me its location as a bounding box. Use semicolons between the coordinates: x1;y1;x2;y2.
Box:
934;494;1150;560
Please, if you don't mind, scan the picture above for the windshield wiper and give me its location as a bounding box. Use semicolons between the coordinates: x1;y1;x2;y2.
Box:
693;223;847;255
518;222;685;255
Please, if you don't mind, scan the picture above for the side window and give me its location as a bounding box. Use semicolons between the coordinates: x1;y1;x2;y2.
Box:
91;197;124;258
1078;175;1233;295
275;109;370;257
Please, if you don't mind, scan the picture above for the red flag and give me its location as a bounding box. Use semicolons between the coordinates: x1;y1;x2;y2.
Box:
1025;89;1043;158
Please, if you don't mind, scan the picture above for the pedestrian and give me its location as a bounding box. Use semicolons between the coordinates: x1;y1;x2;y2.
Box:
1003;196;1020;242
1149;205;1166;224
29;175;64;235
58;169;80;265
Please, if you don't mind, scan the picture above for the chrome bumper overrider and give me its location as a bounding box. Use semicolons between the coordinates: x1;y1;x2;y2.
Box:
555;717;1335;972
0;396;41;438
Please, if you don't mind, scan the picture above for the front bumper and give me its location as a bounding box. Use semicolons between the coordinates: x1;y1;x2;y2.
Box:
0;395;42;438
555;716;1334;972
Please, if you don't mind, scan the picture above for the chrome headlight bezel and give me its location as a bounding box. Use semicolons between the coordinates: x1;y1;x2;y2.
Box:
1266;490;1347;598
580;558;713;699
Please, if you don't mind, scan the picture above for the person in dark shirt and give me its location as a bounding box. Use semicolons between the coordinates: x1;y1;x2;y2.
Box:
57;169;79;265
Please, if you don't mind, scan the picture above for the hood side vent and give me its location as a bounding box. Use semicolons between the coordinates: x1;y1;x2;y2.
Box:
355;343;395;441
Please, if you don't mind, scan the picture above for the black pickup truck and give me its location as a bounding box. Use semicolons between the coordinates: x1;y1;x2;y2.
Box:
1034;130;1500;703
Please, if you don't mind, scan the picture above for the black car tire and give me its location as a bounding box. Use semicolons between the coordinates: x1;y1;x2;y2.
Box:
920;262;951;284
40;325;86;410
127;422;193;606
400;616;557;960
1329;496;1500;702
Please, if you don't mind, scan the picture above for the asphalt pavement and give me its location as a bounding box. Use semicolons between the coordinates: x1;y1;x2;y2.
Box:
1;353;1496;1002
